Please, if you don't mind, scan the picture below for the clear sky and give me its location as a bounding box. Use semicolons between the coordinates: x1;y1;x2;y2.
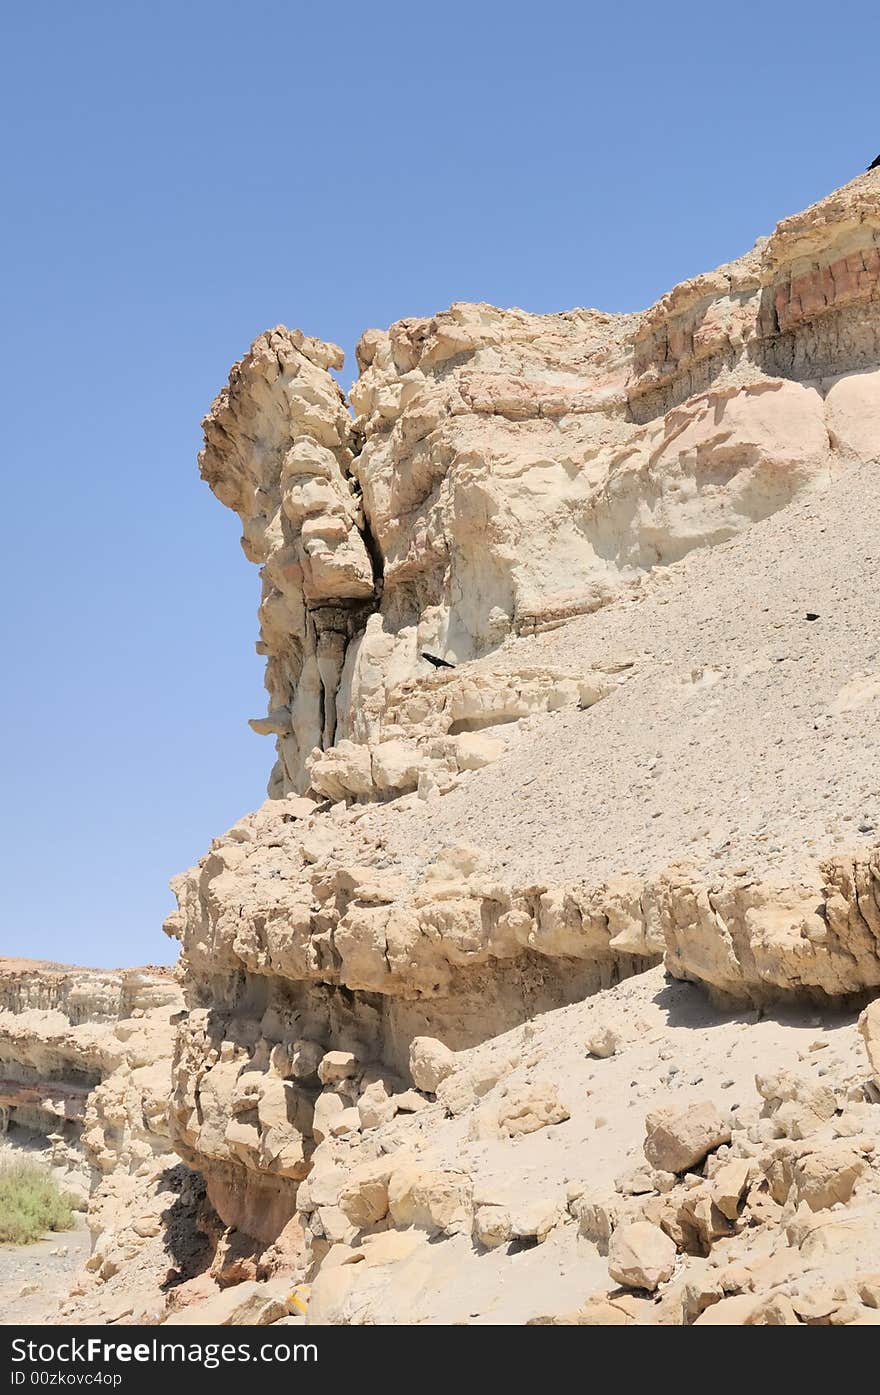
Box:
0;0;875;967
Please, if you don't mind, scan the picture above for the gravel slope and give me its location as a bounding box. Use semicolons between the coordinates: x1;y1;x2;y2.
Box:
361;458;880;890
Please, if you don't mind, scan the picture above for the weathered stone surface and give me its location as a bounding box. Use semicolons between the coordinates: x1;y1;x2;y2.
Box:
859;1000;880;1086
711;1159;753;1220
0;959;199;1325
495;1083;570;1138
756;1071;839;1139
196;179;880;815
387;1166;473;1235
607;1221;677;1291
789;1146;866;1212
163;1280;289;1326
33;173;880;1330
644;1102;731;1174
336;1160;394;1228
409;1036;456;1092
318;1051;358;1085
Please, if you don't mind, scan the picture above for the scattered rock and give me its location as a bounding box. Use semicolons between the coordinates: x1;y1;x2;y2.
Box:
496;1083;570;1138
644;1102;731;1174
163;1281;290;1326
711;1159;753;1220
607;1221;677;1291
318;1051;358;1086
387;1166;473;1235
337;1160;394;1228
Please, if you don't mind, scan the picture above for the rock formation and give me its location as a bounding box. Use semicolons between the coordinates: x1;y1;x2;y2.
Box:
0;959;211;1323
14;171;880;1326
0;960;179;1196
198;171;880;809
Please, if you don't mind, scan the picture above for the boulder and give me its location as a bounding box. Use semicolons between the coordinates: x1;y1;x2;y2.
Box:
711;1158;753;1220
337;1159;394;1228
306;1264;359;1326
473;1205;513;1249
607;1220;677;1292
496;1082;570;1138
312;1090;346;1143
163;1281;290;1326
387;1166;473;1234
790;1145;866;1211
644;1101;731;1174
317;1051;358;1086
755;1070;837;1139
694;1294;762;1325
357;1078;398;1130
409;1037;456;1092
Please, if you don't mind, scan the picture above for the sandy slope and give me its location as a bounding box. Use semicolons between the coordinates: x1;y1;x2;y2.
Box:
364;457;880;891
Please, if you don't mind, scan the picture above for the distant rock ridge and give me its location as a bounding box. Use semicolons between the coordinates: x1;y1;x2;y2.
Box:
0;958;208;1323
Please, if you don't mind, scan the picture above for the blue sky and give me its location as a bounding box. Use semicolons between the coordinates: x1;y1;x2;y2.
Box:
0;0;875;966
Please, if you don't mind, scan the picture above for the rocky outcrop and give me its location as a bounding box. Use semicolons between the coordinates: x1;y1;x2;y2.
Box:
226;963;880;1326
0;959;211;1324
202;174;880;810
199;328;378;797
0;960;181;1196
14;172;880;1327
162;828;880;1252
162;172;880;1280
163;805;661;1240
660;851;880;1004
630;174;880;415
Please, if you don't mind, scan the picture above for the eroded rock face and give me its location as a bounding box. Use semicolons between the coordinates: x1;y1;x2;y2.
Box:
164;172;880;1266
163;809;659;1236
0;958;210;1324
660;851;880;1005
56;168;880;1333
199;328;378;797
0;959;180;1197
164;812;880;1247
201;175;880;813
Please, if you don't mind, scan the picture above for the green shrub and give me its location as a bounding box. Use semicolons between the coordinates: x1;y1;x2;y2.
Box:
0;1158;75;1244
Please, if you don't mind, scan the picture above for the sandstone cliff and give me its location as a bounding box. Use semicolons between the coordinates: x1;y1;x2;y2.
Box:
16;172;880;1327
163;173;880;1271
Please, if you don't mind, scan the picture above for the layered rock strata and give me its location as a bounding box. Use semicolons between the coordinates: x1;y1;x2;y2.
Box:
0;959;209;1324
166;173;880;1270
0;961;180;1196
10;172;878;1326
200;172;880;805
